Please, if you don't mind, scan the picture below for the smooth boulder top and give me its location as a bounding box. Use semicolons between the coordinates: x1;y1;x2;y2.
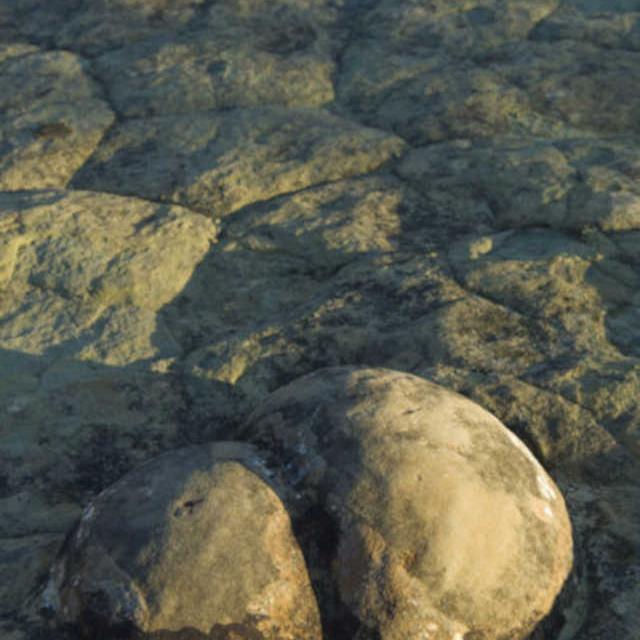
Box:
240;366;574;640
44;442;321;640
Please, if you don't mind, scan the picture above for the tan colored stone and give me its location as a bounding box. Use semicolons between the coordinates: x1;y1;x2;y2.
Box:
46;443;321;639
2;2;640;638
241;367;574;640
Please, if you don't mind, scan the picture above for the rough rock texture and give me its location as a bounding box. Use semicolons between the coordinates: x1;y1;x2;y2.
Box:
240;367;573;640
0;45;114;189
45;443;321;640
1;0;640;638
71;108;405;216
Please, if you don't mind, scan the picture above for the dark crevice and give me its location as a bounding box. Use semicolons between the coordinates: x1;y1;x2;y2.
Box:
290;504;361;640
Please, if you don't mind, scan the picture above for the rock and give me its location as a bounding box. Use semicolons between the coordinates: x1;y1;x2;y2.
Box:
45;443;321;639
0;533;64;616
0;47;114;190
501;40;640;136
158;176;455;430
240;366;574;640
424;366;627;474
337;4;640;143
45;0;341;58
0;189;216;364
397;137;640;233
2;1;640;638
337;42;549;145
0;190;216;585
357;0;558;57
531;358;640;461
92;25;335;117
30;0;206;56
71;107;406;216
531;3;640;52
0;0;80;51
448;227;640;357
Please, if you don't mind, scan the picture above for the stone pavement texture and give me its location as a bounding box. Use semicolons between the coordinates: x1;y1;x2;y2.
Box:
0;0;639;638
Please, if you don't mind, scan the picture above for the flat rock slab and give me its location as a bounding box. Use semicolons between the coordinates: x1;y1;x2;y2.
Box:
71;107;406;216
45;442;321;639
92;26;335;117
0;46;114;190
337;6;640;144
397;137;640;232
241;366;574;640
43;0;342;58
0;189;216;364
0;190;217;556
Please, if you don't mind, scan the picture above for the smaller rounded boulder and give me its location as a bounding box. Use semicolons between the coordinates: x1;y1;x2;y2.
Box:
43;442;321;640
241;366;574;640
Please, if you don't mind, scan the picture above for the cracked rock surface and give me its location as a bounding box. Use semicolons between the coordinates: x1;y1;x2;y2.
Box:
1;0;640;638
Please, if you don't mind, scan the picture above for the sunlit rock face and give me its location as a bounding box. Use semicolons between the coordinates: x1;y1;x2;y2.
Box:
45;443;322;640
0;46;114;190
241;366;574;640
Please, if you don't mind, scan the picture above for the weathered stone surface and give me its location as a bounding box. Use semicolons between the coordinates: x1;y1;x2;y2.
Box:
397;137;640;232
337;4;640;143
358;0;558;56
18;0;204;55
92;27;335;117
0;47;114;190
159;176;457;429
39;0;342;58
72;108;406;215
0;190;216;626
46;443;321;639
337;42;551;145
1;534;64;616
241;367;574;640
531;2;640;51
506;41;640;136
0;0;80;48
2;0;640;638
0;190;216;363
448;227;640;364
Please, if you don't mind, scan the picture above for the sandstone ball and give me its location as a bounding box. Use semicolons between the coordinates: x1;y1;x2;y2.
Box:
241;366;574;640
44;442;321;640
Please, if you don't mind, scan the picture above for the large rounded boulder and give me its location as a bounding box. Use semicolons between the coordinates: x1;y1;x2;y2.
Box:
44;442;321;640
240;367;574;640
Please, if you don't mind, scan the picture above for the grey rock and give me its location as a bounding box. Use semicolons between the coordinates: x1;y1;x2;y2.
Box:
531;2;640;51
1;534;64;616
397;137;640;232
